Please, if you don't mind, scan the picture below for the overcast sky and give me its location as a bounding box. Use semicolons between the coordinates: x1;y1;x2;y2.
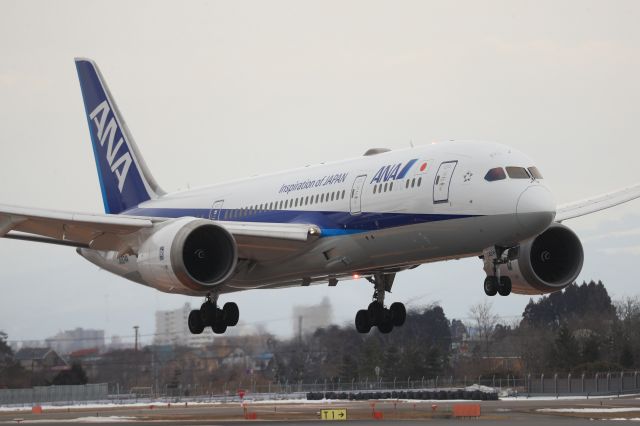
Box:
1;0;640;345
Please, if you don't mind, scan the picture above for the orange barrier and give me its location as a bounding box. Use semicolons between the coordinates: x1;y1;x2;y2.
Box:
372;411;384;420
452;404;481;418
31;406;42;414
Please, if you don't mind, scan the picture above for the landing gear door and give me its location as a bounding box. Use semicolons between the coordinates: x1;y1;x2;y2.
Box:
433;161;457;204
209;199;224;220
350;175;367;215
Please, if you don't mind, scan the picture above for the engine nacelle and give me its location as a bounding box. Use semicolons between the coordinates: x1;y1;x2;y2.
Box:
488;223;584;295
137;217;238;293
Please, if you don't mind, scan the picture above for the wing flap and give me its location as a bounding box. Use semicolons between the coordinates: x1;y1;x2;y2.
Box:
0;204;153;243
556;182;640;222
1;204;321;262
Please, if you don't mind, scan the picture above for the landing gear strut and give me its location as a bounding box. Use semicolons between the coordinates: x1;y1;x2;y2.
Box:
188;294;239;335
354;273;406;334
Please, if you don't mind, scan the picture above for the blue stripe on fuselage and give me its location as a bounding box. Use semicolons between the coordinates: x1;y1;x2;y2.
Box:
396;159;418;179
122;207;480;236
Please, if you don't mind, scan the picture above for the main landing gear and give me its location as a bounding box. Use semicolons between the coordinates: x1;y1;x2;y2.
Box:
188;294;239;335
482;245;513;297
354;273;406;334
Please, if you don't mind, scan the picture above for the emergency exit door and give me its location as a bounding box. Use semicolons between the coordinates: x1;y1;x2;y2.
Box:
350;175;367;215
209;199;224;220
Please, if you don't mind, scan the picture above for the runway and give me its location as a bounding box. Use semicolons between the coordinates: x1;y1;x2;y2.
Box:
2;396;640;424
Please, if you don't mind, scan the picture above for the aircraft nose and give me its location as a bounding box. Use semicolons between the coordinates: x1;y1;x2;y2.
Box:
516;185;556;236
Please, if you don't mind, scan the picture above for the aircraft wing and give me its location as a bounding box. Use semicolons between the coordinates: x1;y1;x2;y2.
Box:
0;204;320;260
556;182;640;222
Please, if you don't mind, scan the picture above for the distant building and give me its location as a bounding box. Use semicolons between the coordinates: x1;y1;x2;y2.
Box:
45;328;105;355
292;296;333;336
154;303;215;347
10;340;45;353
107;335;127;351
15;347;68;373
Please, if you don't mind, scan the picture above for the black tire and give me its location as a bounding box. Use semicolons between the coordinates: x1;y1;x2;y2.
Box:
483;276;498;296
498;276;512;296
212;322;227;334
367;301;384;326
355;310;371;333
377;313;394;334
390;302;406;326
188;310;205;334
200;302;216;325
222;302;240;326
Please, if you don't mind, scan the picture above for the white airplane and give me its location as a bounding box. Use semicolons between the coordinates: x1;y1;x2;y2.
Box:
2;58;639;335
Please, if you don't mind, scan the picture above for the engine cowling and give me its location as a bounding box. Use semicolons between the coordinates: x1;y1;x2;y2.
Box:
137;217;238;293
494;223;584;295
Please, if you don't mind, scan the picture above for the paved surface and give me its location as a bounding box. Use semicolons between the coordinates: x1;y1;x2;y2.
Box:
2;396;640;424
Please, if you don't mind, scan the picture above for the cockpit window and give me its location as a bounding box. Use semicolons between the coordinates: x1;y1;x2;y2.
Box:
506;166;530;179
484;167;506;182
528;166;543;179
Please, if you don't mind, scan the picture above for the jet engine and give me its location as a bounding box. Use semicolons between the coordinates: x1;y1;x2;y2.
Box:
137;217;238;293
492;223;584;295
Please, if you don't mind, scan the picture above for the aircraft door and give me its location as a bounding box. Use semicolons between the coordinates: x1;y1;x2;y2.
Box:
433;161;457;203
350;175;367;215
209;199;224;220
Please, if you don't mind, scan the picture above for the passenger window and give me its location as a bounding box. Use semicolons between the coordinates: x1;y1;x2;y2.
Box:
484;167;506;181
406;180;409;189
373;185;377;194
384;182;388;192
341;190;345;199
506;166;530;179
389;182;393;191
417;177;422;187
528;166;543;179
411;178;415;188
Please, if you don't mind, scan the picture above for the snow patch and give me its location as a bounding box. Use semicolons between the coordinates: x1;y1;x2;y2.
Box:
1;417;135;423
538;408;640;413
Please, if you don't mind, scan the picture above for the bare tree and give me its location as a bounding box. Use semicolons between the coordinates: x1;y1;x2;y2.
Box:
615;296;640;322
468;301;498;355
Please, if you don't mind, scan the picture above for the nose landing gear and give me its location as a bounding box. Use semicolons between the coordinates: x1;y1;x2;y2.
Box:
482;246;514;297
188;294;240;335
483;275;512;297
355;273;406;334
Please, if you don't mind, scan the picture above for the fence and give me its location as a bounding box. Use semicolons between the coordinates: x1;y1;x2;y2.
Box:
3;372;640;406
0;383;108;406
205;371;640;398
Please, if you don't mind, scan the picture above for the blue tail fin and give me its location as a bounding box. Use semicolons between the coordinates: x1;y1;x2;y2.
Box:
75;58;164;214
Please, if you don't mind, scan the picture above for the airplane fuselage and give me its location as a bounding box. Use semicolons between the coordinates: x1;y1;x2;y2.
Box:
80;140;556;295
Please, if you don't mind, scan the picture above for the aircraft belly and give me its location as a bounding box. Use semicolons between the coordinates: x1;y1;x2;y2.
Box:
219;213;524;293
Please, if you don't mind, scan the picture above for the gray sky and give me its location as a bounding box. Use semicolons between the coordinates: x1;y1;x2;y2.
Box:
1;0;640;345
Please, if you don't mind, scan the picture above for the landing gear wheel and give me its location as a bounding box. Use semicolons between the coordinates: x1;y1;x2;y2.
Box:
484;276;498;296
390;302;406;326
377;312;394;334
188;310;204;334
498;276;512;296
200;302;216;325
355;310;371;333
367;302;384;326
212;322;227;334
222;302;240;326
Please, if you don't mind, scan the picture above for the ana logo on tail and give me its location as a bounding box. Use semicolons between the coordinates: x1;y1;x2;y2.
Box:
89;100;132;193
